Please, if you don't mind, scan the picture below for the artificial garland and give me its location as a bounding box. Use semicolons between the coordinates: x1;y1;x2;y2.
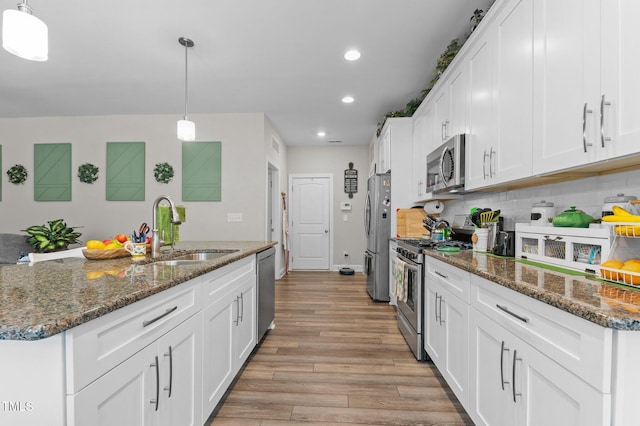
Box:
77;163;99;184
154;162;174;184
7;164;28;184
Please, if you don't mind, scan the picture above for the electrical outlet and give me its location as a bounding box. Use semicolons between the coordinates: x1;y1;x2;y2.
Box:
227;213;243;222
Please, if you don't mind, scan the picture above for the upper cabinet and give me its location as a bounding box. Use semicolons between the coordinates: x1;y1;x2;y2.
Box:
532;0;640;174
466;0;534;191
378;124;392;173
412;101;436;202
433;63;468;145
380;118;413;230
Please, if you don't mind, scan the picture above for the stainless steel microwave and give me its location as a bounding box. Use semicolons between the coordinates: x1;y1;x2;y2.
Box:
425;134;466;194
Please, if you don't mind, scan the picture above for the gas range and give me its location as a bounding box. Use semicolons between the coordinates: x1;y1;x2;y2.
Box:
398;238;473;251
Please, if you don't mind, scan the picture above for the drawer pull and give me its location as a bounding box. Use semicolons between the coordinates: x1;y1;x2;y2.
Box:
496;304;529;323
434;271;448;280
143;306;178;327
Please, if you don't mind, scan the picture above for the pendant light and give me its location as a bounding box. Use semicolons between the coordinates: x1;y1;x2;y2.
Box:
177;37;195;141
2;1;48;61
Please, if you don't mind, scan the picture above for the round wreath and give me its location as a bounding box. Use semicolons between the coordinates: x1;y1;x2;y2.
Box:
77;163;99;184
154;162;174;184
7;164;28;184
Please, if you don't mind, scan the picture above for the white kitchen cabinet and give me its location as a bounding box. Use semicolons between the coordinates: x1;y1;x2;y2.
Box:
432;64;467;145
381;117;413;234
70;313;202;426
378;124;391;173
466;0;534;191
469;307;607;426
201;255;257;419
531;0;607;175
600;0;640;161
411;103;434;202
424;257;470;406
388;240;397;306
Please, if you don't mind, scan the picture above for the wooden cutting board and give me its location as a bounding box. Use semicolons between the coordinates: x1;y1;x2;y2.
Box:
396;208;430;238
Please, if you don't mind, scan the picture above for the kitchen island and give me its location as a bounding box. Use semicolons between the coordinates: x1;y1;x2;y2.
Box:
0;241;275;426
422;249;640;426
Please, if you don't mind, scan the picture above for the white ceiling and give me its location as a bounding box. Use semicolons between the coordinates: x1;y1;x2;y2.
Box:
0;0;492;146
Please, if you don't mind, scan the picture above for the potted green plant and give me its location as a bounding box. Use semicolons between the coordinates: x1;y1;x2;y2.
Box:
22;219;83;253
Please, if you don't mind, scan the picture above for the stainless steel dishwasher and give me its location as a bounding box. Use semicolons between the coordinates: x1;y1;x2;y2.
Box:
256;246;276;342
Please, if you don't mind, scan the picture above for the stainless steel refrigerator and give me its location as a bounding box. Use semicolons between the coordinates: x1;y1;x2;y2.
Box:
364;172;391;301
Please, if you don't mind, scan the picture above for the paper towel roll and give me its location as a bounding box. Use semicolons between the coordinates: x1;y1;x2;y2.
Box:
424;200;444;214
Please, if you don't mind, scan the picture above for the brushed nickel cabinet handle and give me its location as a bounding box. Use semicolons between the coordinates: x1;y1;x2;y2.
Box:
143;306;178;327
512;350;522;403
583;103;593;152
600;94;611;148
500;341;510;391
164;346;173;398
496;304;529;323
150;355;159;411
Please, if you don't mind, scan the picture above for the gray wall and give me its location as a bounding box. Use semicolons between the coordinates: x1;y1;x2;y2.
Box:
0;113;287;271
287;145;368;270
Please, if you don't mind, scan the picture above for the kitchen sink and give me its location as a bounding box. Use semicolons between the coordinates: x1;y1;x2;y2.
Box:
170;250;239;261
152;259;206;266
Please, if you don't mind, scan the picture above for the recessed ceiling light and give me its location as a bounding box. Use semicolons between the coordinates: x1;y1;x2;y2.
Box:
344;49;361;61
342;96;354;104
317;131;326;137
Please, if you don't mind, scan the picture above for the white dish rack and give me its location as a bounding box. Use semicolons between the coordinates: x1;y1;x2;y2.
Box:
515;224;612;274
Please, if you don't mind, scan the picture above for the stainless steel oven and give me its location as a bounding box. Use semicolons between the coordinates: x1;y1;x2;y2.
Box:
396;240;427;361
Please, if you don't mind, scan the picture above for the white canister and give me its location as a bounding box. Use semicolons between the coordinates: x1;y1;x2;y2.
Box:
602;193;637;217
530;200;555;226
472;228;489;252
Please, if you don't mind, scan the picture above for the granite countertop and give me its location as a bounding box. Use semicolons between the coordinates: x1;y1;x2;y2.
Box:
0;241;275;341
423;250;640;331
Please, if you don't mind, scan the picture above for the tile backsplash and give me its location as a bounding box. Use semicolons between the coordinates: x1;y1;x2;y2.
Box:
442;169;640;231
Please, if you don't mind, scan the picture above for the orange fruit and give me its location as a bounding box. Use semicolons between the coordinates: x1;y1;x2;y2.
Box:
86;240;106;250
621;262;640;285
601;259;623;281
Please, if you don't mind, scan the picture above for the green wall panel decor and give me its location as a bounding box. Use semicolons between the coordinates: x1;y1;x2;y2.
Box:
182;141;221;201
34;143;72;201
106;142;145;201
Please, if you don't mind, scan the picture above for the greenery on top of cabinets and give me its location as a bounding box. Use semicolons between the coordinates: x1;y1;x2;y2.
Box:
376;4;492;137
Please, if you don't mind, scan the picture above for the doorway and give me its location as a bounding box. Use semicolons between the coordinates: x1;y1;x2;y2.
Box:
288;174;332;270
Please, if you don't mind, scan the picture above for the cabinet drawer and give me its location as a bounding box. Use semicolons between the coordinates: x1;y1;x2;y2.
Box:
65;280;201;394
202;255;255;305
470;275;612;392
425;257;471;303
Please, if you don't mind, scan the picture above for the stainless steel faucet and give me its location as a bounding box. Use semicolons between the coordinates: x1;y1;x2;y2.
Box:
151;195;182;257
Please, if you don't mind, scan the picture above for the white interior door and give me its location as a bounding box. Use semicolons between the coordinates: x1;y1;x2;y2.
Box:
289;175;331;270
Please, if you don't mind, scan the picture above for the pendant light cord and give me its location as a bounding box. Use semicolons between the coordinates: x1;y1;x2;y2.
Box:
184;41;189;120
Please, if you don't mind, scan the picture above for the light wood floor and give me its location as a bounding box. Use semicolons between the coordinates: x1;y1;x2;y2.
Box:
206;271;473;425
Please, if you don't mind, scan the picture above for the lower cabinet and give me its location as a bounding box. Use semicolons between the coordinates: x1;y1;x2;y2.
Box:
70;313;202;426
469;307;607;426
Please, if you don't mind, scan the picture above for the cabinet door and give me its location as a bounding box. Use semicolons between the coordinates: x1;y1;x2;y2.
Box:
468;308;517;426
424;280;444;367
516;337;608;426
433;83;451;144
465;32;494;191
378;125;391;173
491;0;534;185
158;314;202;426
600;0;640;160
441;289;469;407
234;274;257;369
412;111;427;199
69;344;157;426
532;0;601;174
201;290;236;418
448;65;467;137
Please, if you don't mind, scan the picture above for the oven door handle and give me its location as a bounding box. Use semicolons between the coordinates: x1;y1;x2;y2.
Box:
403;261;420;273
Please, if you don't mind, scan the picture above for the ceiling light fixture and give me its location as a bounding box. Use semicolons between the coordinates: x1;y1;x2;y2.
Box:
2;1;48;61
342;96;354;104
177;36;195;141
344;49;361;61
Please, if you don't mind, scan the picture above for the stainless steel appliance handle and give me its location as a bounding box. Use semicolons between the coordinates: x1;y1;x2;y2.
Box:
600;94;611;148
496;304;529;323
512;350;522;403
150;355;159;411
583;103;593;152
164;346;173;398
364;191;371;235
439;146;450;186
143;306;178;327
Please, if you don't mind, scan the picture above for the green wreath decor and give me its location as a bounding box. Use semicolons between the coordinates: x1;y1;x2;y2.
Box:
77;163;99;184
154;162;174;184
7;164;28;184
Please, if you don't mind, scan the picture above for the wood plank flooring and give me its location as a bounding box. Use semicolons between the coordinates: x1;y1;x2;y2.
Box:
206;271;473;425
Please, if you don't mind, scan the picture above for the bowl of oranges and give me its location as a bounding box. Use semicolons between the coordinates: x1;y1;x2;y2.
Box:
600;259;640;286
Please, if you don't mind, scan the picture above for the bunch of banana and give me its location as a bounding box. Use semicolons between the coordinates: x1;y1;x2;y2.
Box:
22;219;83;253
601;206;640;222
